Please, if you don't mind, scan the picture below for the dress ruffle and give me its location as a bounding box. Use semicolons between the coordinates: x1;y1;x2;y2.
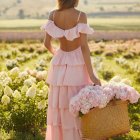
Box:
46;46;93;86
40;20;94;41
45;85;85;140
47;107;81;129
46;125;82;140
51;46;85;65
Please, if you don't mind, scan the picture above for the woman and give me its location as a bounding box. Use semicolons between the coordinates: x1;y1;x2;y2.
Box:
41;0;101;140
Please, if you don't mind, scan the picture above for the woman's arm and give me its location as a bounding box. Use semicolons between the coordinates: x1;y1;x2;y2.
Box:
43;11;57;55
43;33;56;55
79;12;101;86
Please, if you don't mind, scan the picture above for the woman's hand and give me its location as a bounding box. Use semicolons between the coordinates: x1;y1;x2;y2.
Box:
47;47;57;56
91;76;101;86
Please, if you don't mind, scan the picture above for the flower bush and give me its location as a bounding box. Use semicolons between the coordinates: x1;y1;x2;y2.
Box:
0;67;49;136
6;60;19;70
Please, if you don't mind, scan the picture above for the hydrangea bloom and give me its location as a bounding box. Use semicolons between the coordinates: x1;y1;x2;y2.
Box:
4;86;13;96
37;100;47;110
12;90;21;99
1;95;10;105
26;85;36;98
69;77;140;117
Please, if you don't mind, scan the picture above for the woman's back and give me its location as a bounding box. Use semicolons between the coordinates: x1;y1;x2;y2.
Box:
49;8;83;52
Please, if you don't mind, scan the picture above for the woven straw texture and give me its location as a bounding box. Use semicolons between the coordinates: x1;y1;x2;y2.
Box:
81;99;131;140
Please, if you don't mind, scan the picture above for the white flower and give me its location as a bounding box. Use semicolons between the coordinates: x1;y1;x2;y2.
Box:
21;85;28;93
24;77;36;87
38;85;49;98
19;71;28;78
38;59;46;66
0;72;11;86
16;56;26;62
12;90;21;99
4;86;13;96
99;95;108;108
1;95;10;105
3;77;12;86
26;85;36;98
37;100;47;110
0;71;8;80
110;75;122;83
6;60;17;68
121;78;131;85
6;60;12;67
36;71;48;80
81;108;89;114
28;69;37;77
30;77;36;82
10;67;20;75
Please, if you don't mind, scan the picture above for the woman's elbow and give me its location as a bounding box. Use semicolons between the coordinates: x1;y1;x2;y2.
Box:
43;42;50;49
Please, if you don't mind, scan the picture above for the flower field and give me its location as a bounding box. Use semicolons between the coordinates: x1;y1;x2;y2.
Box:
0;39;140;139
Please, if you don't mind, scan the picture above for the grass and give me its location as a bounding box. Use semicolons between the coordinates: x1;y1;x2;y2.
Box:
0;17;140;31
88;18;140;31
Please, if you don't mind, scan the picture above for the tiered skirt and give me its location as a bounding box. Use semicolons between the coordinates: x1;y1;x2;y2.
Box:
45;46;93;140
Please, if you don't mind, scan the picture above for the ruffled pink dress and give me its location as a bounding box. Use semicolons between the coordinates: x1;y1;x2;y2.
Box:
40;19;94;140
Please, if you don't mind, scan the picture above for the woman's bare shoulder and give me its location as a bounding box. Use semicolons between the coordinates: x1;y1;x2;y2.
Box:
78;11;87;24
48;9;57;20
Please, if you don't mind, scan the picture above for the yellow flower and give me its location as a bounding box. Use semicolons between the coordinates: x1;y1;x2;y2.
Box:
14;104;19;110
19;71;28;78
12;90;21;99
110;75;122;82
1;95;10;105
121;78;131;85
42;86;49;98
10;67;20;76
4;86;13;96
21;85;28;93
36;71;47;80
37;100;47;110
26;85;36;98
24;77;36;87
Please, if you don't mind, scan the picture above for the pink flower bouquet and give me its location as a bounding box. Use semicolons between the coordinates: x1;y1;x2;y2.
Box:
69;76;140;117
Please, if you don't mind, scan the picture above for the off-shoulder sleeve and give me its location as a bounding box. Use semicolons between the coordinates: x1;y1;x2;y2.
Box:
40;20;64;38
40;20;51;31
64;23;95;41
77;23;94;35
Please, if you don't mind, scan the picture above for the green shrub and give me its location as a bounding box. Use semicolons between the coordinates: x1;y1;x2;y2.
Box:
104;51;115;57
100;70;115;81
123;52;134;59
94;49;104;55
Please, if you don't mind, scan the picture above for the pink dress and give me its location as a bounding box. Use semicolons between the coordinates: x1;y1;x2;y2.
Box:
41;14;94;140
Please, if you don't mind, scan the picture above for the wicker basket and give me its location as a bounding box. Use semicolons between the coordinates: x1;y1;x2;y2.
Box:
81;99;131;140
